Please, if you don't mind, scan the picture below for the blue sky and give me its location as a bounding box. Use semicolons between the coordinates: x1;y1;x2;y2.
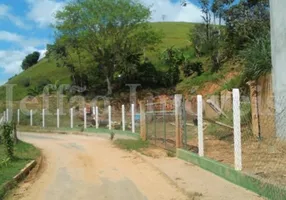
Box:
0;0;202;85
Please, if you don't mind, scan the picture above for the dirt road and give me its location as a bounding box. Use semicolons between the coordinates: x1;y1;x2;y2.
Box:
7;132;263;200
8;133;189;200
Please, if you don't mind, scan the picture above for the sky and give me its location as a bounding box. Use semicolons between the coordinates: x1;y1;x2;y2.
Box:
0;0;203;85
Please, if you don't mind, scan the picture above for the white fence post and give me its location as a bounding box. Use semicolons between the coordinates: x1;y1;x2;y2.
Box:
131;104;135;133
84;107;87;129
122;105;125;131
17;109;20;125
3;111;6;122
30;110;33;126
197;95;204;157
92;106;95;116
96;106;99;129
70;108;73;129
42;109;45;128
108;105;112;130
233;88;242;171
57;108;60;128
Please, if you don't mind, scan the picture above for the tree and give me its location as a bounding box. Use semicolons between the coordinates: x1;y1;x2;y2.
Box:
224;0;270;52
21;51;40;70
54;0;162;95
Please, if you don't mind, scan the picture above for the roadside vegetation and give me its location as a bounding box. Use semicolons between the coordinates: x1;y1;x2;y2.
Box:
113;139;150;151
0;123;39;199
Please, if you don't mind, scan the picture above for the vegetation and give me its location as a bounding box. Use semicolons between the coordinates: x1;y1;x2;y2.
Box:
0;0;271;101
0;141;39;198
21;51;40;70
113;139;149;151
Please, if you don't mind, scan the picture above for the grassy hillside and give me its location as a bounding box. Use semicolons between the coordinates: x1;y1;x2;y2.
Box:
0;22;193;101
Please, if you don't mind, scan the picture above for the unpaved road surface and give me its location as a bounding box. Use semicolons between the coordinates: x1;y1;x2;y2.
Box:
8;133;188;200
8;132;263;200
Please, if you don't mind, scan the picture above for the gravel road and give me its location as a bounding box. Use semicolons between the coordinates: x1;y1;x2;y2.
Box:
8;133;189;200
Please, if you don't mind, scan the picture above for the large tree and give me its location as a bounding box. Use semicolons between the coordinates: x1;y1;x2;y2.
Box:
54;0;162;95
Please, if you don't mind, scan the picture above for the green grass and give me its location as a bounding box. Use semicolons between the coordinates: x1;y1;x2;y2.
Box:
113;139;150;151
0;22;194;101
0;58;71;101
0;140;40;198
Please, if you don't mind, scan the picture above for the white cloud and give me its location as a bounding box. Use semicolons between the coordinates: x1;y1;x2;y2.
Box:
0;4;30;29
0;47;46;75
0;31;47;47
26;0;65;27
141;0;203;23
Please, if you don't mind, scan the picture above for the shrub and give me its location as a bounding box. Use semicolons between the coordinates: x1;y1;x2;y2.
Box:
1;123;14;159
240;31;271;81
183;61;203;77
21;78;31;87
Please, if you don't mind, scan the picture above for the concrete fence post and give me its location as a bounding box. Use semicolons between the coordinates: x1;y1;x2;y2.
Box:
108;105;112;130
96;106;99;129
30;110;33;126
42;109;45;128
17;109;20;125
57;108;60;128
140;101;146;141
70;108;73;129
233;88;242;171
197;95;204;157
84;107;87;129
175;94;183;148
122;105;125;131
131;104;135;133
3;111;6;122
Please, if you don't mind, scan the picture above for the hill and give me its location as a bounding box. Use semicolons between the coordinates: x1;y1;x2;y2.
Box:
0;22;194;101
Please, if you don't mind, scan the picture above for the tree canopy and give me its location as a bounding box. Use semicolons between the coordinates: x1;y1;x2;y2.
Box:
51;0;162;95
21;51;40;70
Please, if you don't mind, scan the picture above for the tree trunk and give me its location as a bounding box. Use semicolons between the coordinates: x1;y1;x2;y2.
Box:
106;76;112;96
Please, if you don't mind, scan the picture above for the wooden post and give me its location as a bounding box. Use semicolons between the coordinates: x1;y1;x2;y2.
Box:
247;81;260;138
140;101;146;141
175;94;183;148
197;95;204;157
233;88;242;171
122;105;125;131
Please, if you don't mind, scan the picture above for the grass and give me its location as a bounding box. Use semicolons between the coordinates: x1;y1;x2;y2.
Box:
0;140;40;198
176;71;223;93
113;139;150;151
0;58;71;101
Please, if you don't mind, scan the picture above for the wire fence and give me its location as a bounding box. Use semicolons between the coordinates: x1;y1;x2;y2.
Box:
1;102;139;134
145;98;177;152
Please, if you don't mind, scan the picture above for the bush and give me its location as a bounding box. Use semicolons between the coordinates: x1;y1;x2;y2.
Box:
183;61;203;77
21;78;31;87
240;32;271;81
1;123;14;159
